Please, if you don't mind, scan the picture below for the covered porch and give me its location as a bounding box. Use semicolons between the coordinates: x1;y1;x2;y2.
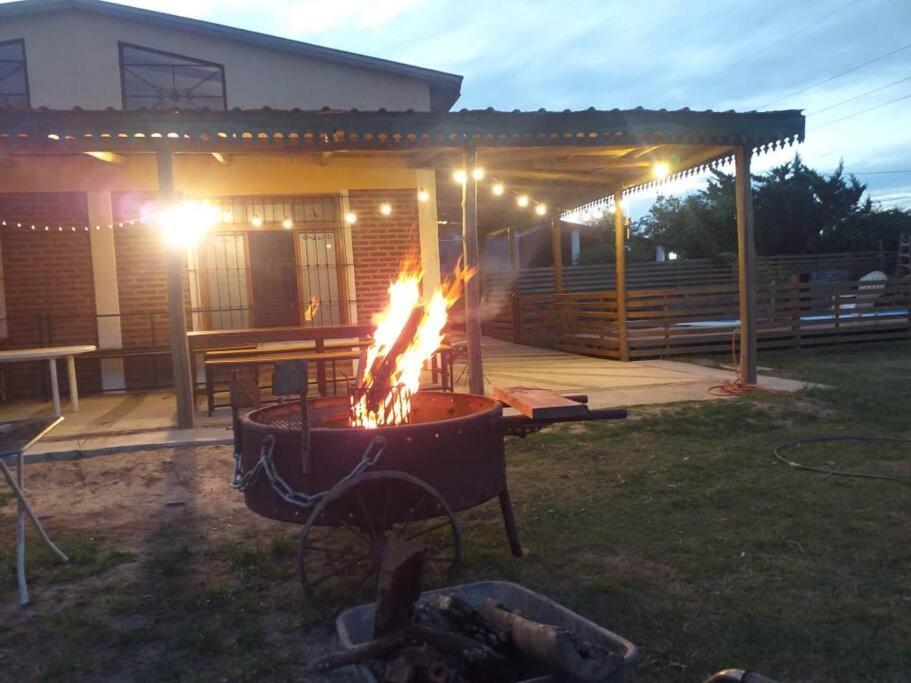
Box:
0;107;806;432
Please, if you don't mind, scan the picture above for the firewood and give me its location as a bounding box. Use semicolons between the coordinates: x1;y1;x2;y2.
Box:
404;623;515;683
373;537;426;637
478;599;624;681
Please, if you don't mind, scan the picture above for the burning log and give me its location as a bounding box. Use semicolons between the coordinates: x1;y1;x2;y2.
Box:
478;599;625;681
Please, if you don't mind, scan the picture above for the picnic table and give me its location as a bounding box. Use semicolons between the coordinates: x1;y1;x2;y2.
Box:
0;416;68;605
0;345;96;416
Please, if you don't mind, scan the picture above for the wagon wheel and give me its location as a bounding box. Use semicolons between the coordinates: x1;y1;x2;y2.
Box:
299;470;461;620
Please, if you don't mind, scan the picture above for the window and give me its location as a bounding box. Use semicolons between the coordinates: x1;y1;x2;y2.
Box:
119;42;226;111
0;39;29;108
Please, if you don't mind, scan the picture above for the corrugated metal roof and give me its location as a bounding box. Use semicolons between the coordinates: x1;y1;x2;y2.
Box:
0;106;805;153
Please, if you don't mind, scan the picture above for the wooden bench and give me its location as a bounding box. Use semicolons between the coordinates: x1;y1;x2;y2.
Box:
204;349;362;415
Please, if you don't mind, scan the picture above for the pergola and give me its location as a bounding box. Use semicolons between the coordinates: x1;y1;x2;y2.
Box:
0;107;805;427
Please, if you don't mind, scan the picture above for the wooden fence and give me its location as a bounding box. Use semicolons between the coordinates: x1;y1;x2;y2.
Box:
483;278;911;360
485;251;898;295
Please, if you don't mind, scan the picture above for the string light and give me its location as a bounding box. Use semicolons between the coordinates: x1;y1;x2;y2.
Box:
417;189;430;203
282;218;294;229
379;202;392;216
471;167;485;181
653;161;671;180
453;169;467;184
516;195;530;208
491;183;504;196
535;204;547;216
344;211;358;225
251;216;263;228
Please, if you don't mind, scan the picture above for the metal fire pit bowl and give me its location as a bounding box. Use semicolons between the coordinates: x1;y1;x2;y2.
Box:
238;391;507;526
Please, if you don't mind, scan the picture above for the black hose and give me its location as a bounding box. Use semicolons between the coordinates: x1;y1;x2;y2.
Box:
774;436;911;483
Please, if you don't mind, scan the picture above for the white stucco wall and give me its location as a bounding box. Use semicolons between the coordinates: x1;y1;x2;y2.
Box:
0;9;432;111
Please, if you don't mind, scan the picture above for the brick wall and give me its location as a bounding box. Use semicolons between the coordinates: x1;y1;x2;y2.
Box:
111;192;175;389
348;189;421;321
0;192;101;399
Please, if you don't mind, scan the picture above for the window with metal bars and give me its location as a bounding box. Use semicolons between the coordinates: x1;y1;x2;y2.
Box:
187;196;355;330
119;42;226;111
0;39;29;108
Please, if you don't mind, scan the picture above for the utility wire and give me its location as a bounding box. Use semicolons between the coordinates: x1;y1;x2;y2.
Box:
807;74;911;116
691;0;859;91
760;40;911;108
809;91;911;130
852;169;911;175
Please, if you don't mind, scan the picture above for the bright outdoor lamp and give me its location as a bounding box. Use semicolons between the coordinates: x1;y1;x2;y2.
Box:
535;204;547;216
653;161;671;179
516;195;530;208
491;183;504;196
453;169;468;184
471;167;485;181
159;200;219;248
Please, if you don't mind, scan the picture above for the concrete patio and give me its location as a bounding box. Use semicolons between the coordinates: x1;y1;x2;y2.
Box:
0;337;811;459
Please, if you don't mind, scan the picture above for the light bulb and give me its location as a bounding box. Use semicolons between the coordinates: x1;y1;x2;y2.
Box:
379;203;392;216
653;162;671;180
535;204;547;216
417;189;430;203
282;218;293;229
517;195;530;208
492;183;504;196
251;216;263;228
344;212;357;225
471;167;485;181
453;169;467;184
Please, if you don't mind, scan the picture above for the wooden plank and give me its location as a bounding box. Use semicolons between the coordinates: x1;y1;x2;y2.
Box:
492;386;589;420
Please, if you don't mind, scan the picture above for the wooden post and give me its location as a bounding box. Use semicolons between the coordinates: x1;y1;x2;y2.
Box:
734;146;758;384
550;212;563;295
614;192;629;361
158;150;196;429
507;227;518;288
461;146;484;395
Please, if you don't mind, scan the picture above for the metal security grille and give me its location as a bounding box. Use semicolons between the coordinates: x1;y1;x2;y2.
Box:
0;39;29;108
187;195;355;331
120;43;226;111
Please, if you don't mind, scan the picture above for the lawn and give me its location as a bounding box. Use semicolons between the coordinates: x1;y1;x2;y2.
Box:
1;342;909;681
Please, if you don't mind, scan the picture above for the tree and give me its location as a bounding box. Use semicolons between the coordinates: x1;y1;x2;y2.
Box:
637;155;911;258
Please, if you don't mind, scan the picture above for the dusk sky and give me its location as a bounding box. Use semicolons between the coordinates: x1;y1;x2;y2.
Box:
24;0;911;211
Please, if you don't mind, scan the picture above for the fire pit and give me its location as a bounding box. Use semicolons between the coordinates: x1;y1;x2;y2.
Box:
232;265;626;616
233;389;625;616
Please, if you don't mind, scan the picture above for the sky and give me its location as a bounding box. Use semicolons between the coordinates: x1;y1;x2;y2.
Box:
17;0;911;212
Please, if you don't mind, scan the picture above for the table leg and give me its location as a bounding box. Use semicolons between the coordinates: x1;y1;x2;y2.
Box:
48;358;61;417
66;355;79;412
16;450;27;605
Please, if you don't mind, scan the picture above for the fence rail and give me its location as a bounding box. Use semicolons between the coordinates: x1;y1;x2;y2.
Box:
483;278;911;360
486;251;898;295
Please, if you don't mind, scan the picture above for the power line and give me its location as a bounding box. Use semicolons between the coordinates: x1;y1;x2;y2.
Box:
807;74;911;116
691;0;859;90
760;40;911;108
809;91;911;130
853;169;911;175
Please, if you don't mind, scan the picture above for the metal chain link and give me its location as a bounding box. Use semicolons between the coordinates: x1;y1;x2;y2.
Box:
232;434;387;510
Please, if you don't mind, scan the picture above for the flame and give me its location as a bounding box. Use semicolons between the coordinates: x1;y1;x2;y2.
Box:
303;296;320;322
350;264;473;428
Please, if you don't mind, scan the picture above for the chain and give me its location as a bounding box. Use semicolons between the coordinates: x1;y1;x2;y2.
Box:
232;434;387;510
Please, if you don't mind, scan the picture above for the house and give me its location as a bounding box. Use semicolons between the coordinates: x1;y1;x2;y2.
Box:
0;0;806;427
0;0;461;399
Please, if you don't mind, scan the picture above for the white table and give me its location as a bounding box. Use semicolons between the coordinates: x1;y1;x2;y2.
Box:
0;345;96;416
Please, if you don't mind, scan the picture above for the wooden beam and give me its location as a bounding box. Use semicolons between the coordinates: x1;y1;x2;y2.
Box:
734;146;757;384
158;151;196;429
551;211;563;295
461;146;484;395
614;192;629;361
211;152;231;166
84;151;125;165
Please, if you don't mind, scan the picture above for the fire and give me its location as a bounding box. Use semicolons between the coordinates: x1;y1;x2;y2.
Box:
350;264;473;428
303;295;320;322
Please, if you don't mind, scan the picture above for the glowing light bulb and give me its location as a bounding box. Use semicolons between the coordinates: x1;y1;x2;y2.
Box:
535;204;547;216
517;195;530;208
379;203;392;216
344;212;358;225
251;216;263;228
453;169;467;184
282;218;293;229
471;167;485;181
417;189;430;203
159;200;220;248
491;183;504;196
653;162;671;180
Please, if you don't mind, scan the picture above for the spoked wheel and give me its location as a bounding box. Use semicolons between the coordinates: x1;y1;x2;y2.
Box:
299;470;461;620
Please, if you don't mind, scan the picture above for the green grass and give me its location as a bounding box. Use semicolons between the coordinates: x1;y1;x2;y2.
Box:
1;342;908;681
